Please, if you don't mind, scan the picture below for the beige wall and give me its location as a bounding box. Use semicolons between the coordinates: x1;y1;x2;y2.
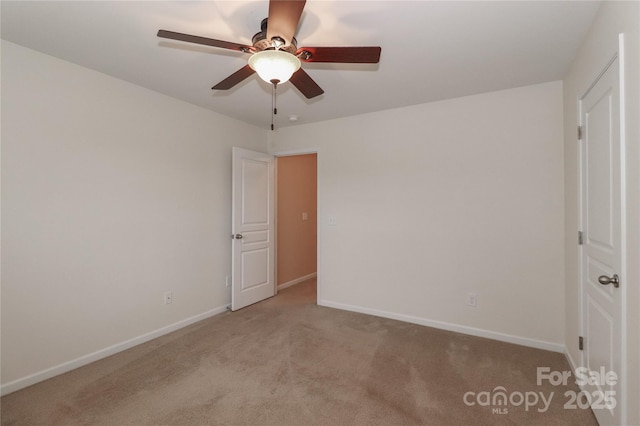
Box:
1;41;267;390
276;154;317;286
562;1;640;423
270;81;566;350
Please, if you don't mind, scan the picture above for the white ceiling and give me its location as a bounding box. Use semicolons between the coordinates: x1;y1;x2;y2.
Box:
1;1;601;129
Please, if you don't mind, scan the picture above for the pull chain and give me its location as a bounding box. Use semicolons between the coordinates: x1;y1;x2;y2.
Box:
270;79;279;131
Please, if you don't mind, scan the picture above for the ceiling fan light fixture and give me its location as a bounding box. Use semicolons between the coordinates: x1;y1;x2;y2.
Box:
248;50;301;85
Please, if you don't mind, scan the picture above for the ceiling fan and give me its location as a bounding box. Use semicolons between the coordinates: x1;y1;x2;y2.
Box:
157;0;381;100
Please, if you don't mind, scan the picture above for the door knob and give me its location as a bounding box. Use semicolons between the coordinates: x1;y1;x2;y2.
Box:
232;234;243;239
598;274;619;288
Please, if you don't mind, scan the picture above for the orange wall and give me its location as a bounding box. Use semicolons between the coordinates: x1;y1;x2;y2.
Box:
276;154;317;285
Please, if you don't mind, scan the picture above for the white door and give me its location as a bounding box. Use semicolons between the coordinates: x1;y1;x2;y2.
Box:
231;147;275;311
579;53;624;425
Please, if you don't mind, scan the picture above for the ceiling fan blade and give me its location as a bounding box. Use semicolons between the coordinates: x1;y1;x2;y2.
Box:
212;65;256;90
158;30;253;53
296;46;381;63
289;68;324;99
266;0;306;46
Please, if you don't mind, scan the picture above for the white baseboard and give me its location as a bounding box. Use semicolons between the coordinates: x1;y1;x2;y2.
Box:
2;297;566;396
0;305;229;396
318;299;565;353
277;272;317;291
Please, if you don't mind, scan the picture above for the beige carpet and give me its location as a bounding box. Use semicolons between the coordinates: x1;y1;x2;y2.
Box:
1;279;597;425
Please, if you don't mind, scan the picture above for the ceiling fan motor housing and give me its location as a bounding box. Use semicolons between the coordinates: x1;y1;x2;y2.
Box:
252;18;298;53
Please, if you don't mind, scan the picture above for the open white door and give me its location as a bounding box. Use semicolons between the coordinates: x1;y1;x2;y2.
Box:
579;49;625;424
231;147;275;311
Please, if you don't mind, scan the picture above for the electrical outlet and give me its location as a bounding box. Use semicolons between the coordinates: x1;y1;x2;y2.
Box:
164;291;173;305
467;293;477;308
302;212;308;221
226;275;231;288
328;216;337;225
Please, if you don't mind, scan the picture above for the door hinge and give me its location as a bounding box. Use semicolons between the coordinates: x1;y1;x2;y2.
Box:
578;231;583;245
577;125;583;140
579;336;584;351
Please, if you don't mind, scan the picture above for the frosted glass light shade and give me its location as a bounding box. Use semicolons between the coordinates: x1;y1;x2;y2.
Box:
248;50;301;84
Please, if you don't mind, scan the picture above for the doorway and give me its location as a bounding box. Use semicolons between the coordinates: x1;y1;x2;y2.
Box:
275;153;318;296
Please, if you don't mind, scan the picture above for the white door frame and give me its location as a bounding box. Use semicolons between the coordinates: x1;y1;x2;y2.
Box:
272;147;321;304
577;33;628;424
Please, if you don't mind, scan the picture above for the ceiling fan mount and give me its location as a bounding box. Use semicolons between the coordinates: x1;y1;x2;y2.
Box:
157;0;381;100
